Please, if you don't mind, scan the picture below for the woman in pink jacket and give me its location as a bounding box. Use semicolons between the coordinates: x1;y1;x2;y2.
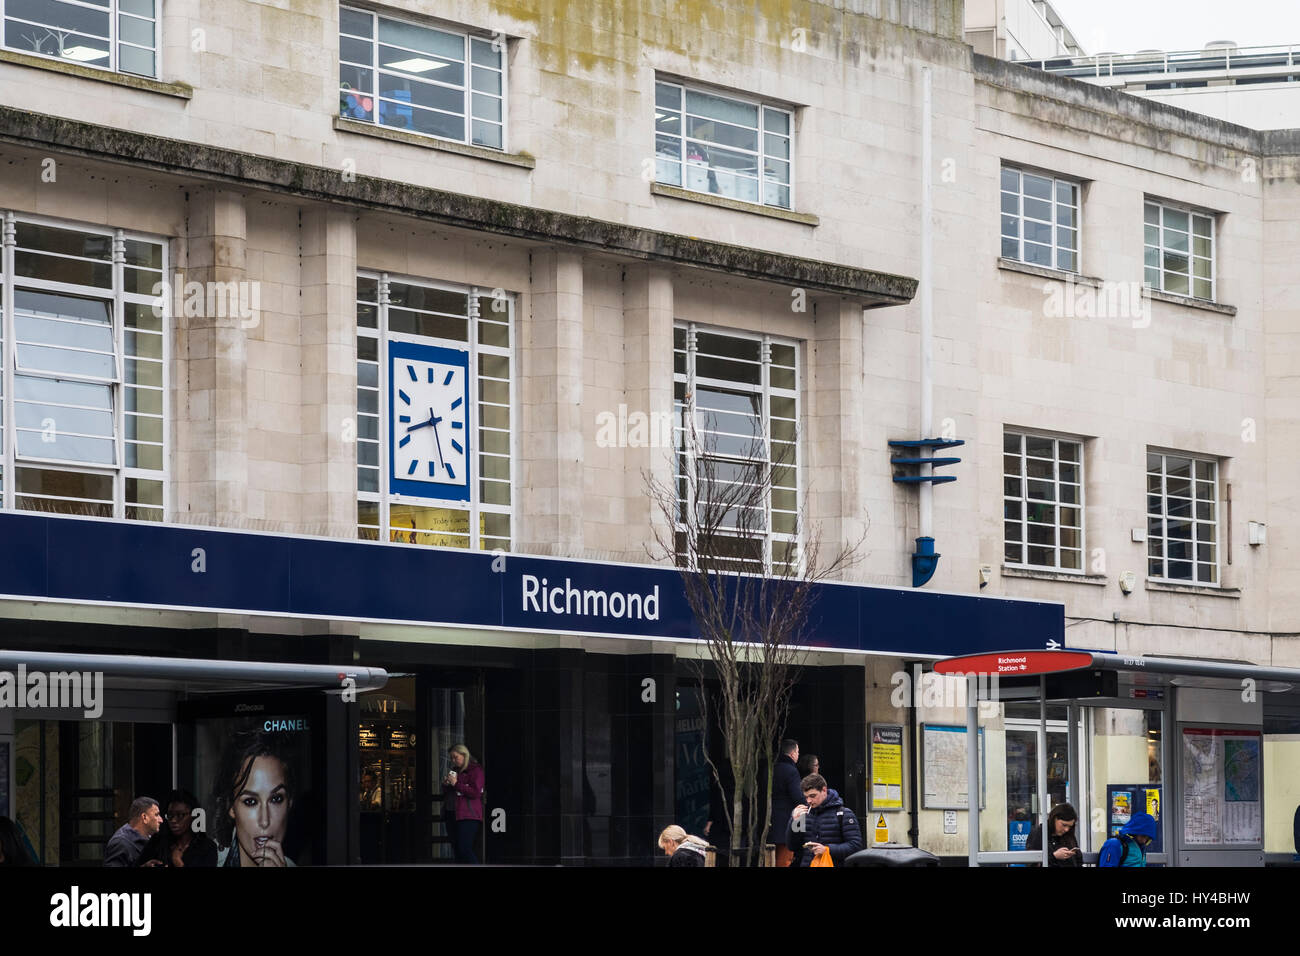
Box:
443;744;485;863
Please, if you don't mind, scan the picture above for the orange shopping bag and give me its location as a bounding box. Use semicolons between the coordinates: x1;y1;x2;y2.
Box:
810;847;833;867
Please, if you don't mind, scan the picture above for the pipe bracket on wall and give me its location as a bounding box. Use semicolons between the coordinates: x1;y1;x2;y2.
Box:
889;438;964;587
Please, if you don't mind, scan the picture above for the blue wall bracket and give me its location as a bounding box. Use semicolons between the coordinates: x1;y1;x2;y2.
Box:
912;536;940;588
889;438;965;587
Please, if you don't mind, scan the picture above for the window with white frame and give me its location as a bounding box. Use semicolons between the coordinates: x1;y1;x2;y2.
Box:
1;215;166;520
1000;167;1079;272
1003;431;1083;571
655;80;793;210
1144;201;1214;300
4;0;158;77
339;6;505;150
1147;451;1218;584
673;324;799;574
356;273;512;550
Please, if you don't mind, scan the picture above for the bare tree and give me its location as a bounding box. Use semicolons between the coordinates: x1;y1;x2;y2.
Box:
646;402;863;867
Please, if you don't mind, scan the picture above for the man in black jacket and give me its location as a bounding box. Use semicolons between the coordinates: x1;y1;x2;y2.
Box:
787;774;863;867
770;739;802;867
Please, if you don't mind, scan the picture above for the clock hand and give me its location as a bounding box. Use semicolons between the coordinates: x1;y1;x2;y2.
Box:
405;409;437;433
430;415;447;468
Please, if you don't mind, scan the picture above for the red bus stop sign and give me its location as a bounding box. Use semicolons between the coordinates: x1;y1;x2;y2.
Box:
933;650;1094;677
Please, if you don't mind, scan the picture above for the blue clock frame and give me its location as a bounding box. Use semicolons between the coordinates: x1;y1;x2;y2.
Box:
388;339;471;502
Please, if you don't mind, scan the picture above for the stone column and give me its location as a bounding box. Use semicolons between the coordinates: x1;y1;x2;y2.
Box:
176;187;248;526
300;207;358;538
522;249;584;555
622;266;675;559
810;296;868;564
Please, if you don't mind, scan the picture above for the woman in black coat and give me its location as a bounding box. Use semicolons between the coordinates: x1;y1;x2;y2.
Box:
1024;803;1082;867
658;825;708;867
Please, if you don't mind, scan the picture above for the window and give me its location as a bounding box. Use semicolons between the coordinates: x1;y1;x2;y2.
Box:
1000;167;1079;271
339;6;505;150
673;324;799;573
655;80;793;209
1144;201;1214;300
1;216;166;520
4;0;158;77
356;273;512;550
1147;452;1217;584
1003;432;1083;571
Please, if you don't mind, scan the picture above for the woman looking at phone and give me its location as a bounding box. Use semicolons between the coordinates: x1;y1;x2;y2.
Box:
1025;803;1081;867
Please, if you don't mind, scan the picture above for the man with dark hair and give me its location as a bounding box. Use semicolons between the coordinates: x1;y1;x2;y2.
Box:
770;739;802;867
104;796;162;867
787;773;863;867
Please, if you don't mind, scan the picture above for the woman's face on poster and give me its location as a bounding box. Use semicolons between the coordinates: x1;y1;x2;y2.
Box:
230;755;291;865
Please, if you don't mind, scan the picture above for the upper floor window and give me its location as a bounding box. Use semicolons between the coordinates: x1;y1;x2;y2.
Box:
673;324;799;574
1003;431;1083;571
1147;451;1217;584
339;6;505;150
1;215;167;520
1000;167;1079;272
655;80;793;210
5;0;158;77
1144;201;1214;300
356;273;512;551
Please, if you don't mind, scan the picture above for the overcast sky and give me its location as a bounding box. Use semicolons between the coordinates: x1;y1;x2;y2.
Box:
1047;0;1300;55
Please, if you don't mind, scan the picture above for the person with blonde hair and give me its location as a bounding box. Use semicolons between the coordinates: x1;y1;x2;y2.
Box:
658;824;708;867
443;743;485;863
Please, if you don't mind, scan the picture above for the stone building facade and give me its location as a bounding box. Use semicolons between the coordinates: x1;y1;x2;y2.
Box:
0;0;1295;864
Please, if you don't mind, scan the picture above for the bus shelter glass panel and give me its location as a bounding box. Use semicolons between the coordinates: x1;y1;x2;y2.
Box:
1087;707;1164;857
1263;710;1300;856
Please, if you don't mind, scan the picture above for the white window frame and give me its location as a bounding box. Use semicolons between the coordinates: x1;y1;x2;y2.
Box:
339;5;507;152
1000;165;1081;273
1144;200;1216;301
0;211;169;521
1002;430;1085;572
673;322;801;575
356;271;514;552
1146;450;1219;585
654;78;795;211
1;0;160;79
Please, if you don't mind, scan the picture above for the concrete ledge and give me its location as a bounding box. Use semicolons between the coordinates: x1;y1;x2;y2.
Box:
0;49;192;99
0;106;914;304
1145;580;1240;598
650;182;819;225
997;257;1102;287
1143;287;1237;316
1001;565;1107;586
334;117;535;169
973;53;1262;153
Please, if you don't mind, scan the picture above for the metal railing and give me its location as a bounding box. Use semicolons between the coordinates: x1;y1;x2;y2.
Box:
1025;44;1300;81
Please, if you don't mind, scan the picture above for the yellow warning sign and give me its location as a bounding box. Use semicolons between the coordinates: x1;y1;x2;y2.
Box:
874;813;890;844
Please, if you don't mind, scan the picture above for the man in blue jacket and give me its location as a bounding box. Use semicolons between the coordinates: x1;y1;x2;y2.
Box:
771;739;803;867
787;773;863;866
1098;812;1157;867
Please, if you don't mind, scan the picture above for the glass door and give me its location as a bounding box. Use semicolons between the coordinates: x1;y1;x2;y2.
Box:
1005;712;1069;852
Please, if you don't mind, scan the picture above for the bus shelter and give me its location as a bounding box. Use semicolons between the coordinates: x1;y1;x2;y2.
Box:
932;650;1300;867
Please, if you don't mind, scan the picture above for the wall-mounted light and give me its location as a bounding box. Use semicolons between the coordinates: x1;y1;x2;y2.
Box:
978;564;992;588
1119;571;1136;594
1248;521;1266;546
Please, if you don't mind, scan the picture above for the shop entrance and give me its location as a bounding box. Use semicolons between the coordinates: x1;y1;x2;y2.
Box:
357;674;484;864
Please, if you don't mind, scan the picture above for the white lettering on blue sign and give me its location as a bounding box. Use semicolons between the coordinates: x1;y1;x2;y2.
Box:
521;574;660;622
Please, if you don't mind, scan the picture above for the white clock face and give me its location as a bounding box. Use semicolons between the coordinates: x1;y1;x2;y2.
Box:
392;356;468;490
